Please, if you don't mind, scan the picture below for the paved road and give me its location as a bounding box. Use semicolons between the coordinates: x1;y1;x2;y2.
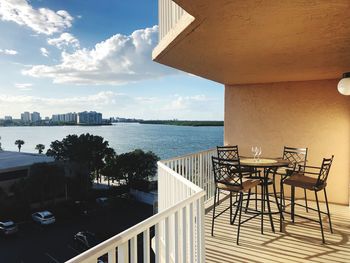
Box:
0;199;153;263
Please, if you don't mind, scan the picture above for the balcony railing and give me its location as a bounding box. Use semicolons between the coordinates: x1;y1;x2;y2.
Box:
158;0;186;40
162;148;216;203
66;150;210;263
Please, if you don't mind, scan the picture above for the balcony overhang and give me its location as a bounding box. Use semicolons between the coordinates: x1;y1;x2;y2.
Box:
153;0;350;85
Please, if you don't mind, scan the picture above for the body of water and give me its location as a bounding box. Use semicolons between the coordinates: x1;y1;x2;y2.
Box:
0;123;223;159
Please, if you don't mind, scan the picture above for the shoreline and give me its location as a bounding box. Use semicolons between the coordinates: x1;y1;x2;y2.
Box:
139;120;224;127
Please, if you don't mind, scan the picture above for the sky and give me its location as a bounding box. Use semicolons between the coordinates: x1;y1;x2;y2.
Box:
0;0;223;120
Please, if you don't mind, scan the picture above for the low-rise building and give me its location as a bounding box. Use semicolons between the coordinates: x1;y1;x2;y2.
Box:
0;151;55;194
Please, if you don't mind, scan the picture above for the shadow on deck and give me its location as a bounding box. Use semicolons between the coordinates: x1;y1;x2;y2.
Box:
205;194;350;263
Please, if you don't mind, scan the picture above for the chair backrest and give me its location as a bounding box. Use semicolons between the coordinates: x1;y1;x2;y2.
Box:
282;146;308;171
317;156;334;186
217;145;239;160
212;157;243;187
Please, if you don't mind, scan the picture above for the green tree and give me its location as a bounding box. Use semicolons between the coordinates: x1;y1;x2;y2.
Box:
35;144;45;154
15;139;24;152
101;152;122;186
47;133;115;194
118;149;159;186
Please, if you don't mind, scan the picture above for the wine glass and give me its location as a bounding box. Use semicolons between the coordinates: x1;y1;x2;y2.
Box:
257;147;262;161
251;146;257;160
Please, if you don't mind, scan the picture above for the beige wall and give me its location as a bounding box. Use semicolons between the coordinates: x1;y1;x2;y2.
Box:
225;79;350;205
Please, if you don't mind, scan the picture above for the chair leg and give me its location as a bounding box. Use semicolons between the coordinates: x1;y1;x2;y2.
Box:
245;189;251;212
232;193;240;225
304;189;309;212
324;188;333;234
230;191;233;224
280;177;286;212
255;185;258;211
291;186;295;223
273;179;283;232
211;187;217;236
265;183;275;233
261;183;264;234
315;190;325;243
273;174;283;220
236;192;244;245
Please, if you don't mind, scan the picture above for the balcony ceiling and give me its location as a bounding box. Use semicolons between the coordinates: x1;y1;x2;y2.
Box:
153;0;350;85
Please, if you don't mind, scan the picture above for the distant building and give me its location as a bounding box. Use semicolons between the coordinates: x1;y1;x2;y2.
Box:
31;112;41;123
51;112;77;123
21;112;31;123
51;114;59;123
4;116;12;121
77;111;102;125
65;112;77;123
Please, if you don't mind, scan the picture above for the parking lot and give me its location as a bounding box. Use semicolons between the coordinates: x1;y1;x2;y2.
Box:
0;198;153;263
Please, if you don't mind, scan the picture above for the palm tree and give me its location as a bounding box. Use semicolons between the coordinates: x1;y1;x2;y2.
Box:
35;144;45;154
15;139;25;152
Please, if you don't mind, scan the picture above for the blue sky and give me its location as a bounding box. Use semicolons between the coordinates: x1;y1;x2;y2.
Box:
0;0;223;120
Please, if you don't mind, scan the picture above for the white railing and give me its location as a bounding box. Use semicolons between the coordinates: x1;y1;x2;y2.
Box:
162;148;217;203
66;161;206;263
159;0;186;40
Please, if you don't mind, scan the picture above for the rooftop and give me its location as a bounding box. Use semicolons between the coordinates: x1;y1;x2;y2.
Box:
0;151;54;172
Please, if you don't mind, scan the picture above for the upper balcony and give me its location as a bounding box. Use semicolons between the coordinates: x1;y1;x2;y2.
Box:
66;148;350;262
153;1;350;85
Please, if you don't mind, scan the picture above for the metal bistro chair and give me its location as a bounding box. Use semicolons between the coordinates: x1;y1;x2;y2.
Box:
211;157;261;245
282;156;334;243
217;145;259;176
276;147;308;211
217;146;260;207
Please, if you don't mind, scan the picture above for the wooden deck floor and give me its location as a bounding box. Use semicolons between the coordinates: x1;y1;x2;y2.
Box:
205;194;350;263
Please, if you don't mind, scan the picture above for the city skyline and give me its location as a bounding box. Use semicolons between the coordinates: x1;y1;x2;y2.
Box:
0;0;223;120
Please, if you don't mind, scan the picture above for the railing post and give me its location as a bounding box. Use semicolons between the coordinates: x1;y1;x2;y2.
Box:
196;196;206;263
143;229;150;263
108;247;116;263
117;243;128;263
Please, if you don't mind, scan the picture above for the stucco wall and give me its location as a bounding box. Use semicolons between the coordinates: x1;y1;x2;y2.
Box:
225;79;350;205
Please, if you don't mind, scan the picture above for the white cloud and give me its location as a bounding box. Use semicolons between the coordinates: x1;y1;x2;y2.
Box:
40;47;49;57
0;91;130;116
15;83;33;91
47;32;80;49
164;95;212;110
0;49;18;55
23;25;178;85
0;0;73;35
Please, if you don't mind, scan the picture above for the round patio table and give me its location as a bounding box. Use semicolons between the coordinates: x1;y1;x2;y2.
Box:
240;157;290;233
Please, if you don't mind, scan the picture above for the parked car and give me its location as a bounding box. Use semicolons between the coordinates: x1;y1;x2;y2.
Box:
31;211;55;225
0;221;18;235
73;231;98;250
96;197;109;206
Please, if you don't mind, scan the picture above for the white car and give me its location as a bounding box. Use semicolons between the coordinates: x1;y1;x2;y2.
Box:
0;220;18;235
31;211;56;225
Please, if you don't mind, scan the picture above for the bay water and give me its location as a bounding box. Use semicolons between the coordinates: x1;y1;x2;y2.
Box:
0;123;223;159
